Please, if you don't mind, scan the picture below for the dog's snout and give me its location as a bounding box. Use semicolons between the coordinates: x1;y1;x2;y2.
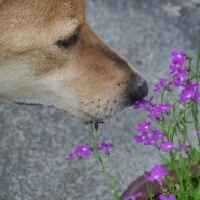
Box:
130;78;148;104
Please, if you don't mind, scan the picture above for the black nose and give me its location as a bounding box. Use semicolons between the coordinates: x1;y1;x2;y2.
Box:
130;79;148;104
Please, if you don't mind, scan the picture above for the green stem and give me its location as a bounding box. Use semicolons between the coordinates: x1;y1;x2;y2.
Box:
88;123;120;200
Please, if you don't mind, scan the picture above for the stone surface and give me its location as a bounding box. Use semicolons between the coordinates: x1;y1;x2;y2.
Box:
0;0;200;199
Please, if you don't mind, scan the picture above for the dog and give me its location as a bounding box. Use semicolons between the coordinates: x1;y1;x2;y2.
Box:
0;0;148;122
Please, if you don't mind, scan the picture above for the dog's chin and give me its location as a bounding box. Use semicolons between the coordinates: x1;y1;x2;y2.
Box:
12;96;133;122
71;99;133;123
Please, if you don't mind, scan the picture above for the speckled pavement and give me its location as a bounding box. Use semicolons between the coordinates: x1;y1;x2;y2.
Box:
0;0;200;200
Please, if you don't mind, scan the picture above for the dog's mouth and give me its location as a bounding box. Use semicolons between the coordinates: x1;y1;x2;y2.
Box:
12;78;148;122
78;95;148;122
82;79;148;122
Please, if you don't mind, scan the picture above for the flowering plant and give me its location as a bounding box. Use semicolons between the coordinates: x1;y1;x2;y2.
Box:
66;50;200;200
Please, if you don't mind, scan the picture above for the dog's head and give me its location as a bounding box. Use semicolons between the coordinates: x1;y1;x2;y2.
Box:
0;0;148;122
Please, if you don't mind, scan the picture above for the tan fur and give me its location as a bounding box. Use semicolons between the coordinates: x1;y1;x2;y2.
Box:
0;0;148;122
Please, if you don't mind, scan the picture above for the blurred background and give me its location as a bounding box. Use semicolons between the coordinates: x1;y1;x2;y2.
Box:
0;0;200;199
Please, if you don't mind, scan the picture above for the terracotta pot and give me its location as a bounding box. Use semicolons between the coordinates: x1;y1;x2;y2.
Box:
120;160;199;200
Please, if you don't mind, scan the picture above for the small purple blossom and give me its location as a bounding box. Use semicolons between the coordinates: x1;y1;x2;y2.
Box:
160;142;177;152
145;165;169;185
66;143;92;160
66;152;81;160
144;135;160;148
171;51;186;57
173;69;188;87
159;193;175;200
169;64;182;74
147;107;163;121
147;103;172;119
124;192;143;200
180;88;195;102
180;82;200;102
135;131;149;143
133;99;149;109
98;142;114;155
171;51;186;66
189;82;199;89
153;130;165;143
137;122;152;132
158;103;173;115
133;96;155;110
135;129;165;148
76;143;93;156
154;78;168;92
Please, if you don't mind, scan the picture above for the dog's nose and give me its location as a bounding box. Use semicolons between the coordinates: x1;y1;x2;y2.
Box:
130;78;148;104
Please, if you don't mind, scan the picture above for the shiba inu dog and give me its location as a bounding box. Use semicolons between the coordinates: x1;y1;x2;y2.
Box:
0;0;148;122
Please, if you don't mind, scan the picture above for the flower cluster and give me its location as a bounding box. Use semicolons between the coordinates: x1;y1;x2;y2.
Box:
66;141;114;160
135;120;177;152
67;51;200;200
131;51;200;200
134;96;173;121
152;51;200;103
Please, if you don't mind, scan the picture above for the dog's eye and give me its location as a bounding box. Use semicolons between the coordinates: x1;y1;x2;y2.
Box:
56;34;77;49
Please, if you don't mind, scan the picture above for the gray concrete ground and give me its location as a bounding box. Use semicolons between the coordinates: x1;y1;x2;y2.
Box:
0;0;200;199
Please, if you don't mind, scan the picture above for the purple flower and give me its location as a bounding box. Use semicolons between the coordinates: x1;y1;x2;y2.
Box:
146;103;172;118
154;78;168;92
180;82;200;102
144;135;159;148
133;96;155;110
171;51;186;57
135;131;149;143
124;192;143;200
159;193;175;200
160;142;177;152
171;51;186;66
135;129;164;148
137;122;151;132
173;69;188;87
153;130;165;143
147;107;163;121
169;64;182;74
98;142;114;155
66;152;81;160
133;99;149;109
76;143;93;156
158;103;173;115
145;165;169;185
188;82;199;89
66;143;92;160
180;88;195;102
